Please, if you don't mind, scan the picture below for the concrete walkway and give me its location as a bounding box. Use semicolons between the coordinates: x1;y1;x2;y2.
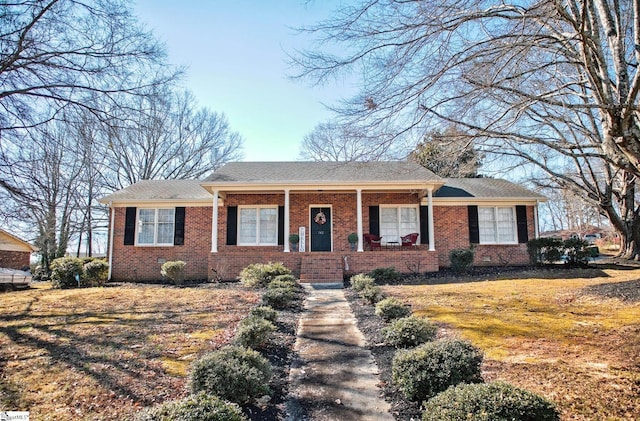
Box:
286;284;394;421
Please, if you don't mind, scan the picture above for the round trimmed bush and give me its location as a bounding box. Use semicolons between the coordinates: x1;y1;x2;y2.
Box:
422;381;559;421
360;284;386;304
350;273;375;292
267;278;297;290
269;274;296;285
240;262;291;288
249;305;278;322
375;297;411;321
190;345;272;404
262;287;295;309
392;339;483;401
368;267;401;283
136;392;247;421
83;259;109;286
234;316;276;349
382;316;437;348
449;248;474;273
161;260;186;285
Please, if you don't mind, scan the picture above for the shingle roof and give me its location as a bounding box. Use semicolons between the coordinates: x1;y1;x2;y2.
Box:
204;161;442;184
434;178;546;199
100;180;211;203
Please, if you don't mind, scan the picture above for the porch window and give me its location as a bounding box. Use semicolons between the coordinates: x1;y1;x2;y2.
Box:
478;206;516;244
379;206;419;244
137;208;175;246
238;206;278;246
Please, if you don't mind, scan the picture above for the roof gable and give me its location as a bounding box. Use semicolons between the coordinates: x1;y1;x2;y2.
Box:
434;178;545;200
0;229;37;252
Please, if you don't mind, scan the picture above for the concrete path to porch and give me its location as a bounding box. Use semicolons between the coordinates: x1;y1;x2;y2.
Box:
286;283;394;421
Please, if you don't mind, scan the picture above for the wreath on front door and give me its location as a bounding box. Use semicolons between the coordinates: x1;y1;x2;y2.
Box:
314;210;327;225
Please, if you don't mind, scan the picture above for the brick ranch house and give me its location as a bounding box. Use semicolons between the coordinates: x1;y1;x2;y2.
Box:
100;161;545;283
0;228;37;270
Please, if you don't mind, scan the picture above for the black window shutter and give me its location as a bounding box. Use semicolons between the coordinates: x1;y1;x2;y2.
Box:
468;205;480;244
226;206;237;245
516;205;529;243
124;207;136;245
420;205;429;245
278;206;285;245
174;207;185;245
369;206;380;236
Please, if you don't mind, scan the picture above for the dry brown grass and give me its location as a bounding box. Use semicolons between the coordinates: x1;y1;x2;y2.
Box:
385;267;640;420
0;282;259;420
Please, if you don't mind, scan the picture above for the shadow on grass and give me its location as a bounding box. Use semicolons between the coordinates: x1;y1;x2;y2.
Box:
378;265;624;286
582;279;640;303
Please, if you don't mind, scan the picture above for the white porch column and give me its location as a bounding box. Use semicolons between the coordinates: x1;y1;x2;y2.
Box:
356;188;364;252
211;190;219;253
427;187;435;251
284;189;290;252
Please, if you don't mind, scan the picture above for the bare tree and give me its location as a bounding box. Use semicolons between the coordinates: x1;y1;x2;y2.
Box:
0;0;178;196
104;89;244;189
293;0;640;257
299;121;401;161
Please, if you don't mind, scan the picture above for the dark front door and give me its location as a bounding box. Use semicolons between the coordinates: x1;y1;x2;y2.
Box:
310;207;332;252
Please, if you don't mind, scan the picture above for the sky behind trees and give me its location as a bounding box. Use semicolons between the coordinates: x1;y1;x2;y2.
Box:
134;0;353;161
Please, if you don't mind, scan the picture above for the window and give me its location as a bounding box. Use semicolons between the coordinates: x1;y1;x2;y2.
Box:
379;206;419;244
238;206;278;246
478;206;516;244
137;208;175;245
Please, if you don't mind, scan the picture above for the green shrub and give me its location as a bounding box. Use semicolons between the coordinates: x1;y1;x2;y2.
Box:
136;392;247;421
267;277;297;290
563;237;591;266
527;237;563;265
83;259;109;286
382;316;437;348
161;261;186;285
422;381;559;421
249;306;278;322
50;257;84;289
375;297;411;321
349;273;375;292
360;284;386;304
262;287;295;309
190;345;272;404
449;248;474;273
234;316;276;349
369;267;401;283
392;339;483;401
239;262;291;288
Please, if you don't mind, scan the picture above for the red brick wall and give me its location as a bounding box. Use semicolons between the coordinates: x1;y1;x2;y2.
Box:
108;197;536;281
434;205;535;267
110;206;211;281
0;250;31;270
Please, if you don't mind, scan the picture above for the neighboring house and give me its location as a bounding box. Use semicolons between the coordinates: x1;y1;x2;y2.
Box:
0;229;37;270
100;161;545;282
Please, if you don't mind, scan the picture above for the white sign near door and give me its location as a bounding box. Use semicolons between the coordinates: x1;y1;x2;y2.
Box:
298;226;305;252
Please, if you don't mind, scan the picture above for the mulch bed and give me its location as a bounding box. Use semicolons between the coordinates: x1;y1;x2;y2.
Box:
243;288;305;421
343;287;423;421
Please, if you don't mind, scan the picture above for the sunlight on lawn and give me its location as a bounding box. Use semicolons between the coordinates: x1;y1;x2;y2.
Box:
0;283;259;420
384;268;640;420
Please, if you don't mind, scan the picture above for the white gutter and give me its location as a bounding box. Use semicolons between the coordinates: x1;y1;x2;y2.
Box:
107;201;115;281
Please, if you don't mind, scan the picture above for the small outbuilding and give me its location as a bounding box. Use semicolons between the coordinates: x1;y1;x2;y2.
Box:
0;228;37;270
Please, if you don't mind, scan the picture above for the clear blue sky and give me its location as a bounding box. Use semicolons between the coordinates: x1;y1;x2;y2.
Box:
134;1;353;162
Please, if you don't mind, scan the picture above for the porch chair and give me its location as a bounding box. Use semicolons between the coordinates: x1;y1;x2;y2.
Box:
363;233;382;251
401;232;419;247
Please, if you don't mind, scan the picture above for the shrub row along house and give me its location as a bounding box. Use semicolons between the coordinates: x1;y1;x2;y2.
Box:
100;161;545;282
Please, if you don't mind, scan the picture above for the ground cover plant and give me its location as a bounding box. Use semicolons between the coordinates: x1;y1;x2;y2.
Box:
381;266;640;420
0;282;262;420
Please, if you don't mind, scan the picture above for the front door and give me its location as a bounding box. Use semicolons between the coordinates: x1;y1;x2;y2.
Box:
310;207;332;252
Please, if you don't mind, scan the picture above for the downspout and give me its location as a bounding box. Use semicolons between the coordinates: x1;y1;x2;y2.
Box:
107;201;115;281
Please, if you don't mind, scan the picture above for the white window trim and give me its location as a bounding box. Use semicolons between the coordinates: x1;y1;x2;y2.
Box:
478;206;518;245
379;204;420;245
135;208;175;247
237;205;279;246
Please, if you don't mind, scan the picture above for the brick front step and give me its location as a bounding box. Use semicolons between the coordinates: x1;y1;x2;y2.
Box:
299;255;344;283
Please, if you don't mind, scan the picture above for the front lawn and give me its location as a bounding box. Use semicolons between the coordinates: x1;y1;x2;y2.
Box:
384;267;640;420
0;282;260;420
